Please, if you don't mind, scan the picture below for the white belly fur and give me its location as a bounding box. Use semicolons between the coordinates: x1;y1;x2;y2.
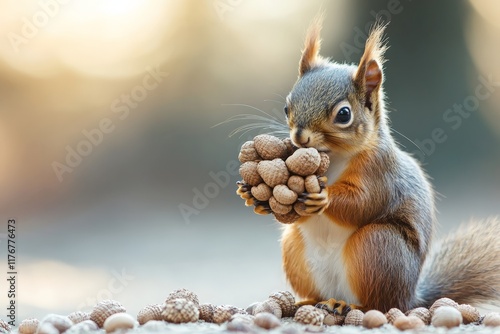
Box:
297;153;359;304
298;215;358;304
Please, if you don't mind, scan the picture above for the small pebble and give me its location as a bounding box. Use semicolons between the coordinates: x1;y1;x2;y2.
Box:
103;313;135;333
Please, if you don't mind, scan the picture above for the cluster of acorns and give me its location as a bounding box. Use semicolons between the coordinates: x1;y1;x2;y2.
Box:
238;134;330;224
2;291;500;334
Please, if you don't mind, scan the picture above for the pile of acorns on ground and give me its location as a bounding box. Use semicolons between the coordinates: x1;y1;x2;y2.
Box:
2;289;500;334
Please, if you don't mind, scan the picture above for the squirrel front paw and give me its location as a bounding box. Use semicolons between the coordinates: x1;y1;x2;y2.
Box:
298;176;329;215
236;181;272;215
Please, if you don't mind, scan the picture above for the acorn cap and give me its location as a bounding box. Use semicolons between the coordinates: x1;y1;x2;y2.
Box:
137;304;163;325
239;161;263;186
431;306;462;328
198;303;216;323
285;148;321;176
385;308;404;324
238;141;260;163
254;135;288;160
304;175;320;193
18;319;39;334
316;152;330;175
429;298;458;315
457;304;480;324
257;159;289;187
344;309;364;326
90;300;126;328
212;305;246;324
274;210;301;224
269;291;297;318
407;307;431;325
282;138;296;156
293;306;325;326
165;288;199;306
162;298;199;324
363;310;387;329
67;311;90;325
273;185;298;205
254;299;282;319
287;175;305;194
269;196;292;215
251;183;272;201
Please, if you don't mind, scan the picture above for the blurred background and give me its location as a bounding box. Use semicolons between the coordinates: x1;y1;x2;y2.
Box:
0;0;499;322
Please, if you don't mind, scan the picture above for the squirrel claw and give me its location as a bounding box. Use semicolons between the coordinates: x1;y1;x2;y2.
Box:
299;188;329;214
315;299;358;316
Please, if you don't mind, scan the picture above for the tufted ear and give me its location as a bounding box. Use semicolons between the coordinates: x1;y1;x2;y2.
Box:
354;24;388;110
299;16;325;77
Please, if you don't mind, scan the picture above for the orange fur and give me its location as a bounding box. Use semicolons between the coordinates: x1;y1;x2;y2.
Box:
281;224;321;300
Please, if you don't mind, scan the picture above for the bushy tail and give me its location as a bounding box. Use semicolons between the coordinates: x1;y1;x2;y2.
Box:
415;217;500;311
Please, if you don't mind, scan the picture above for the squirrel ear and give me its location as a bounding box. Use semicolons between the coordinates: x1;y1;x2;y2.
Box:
354;24;388;110
299;16;324;77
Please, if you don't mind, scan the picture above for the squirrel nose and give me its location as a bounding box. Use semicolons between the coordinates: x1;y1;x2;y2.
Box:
294;130;311;147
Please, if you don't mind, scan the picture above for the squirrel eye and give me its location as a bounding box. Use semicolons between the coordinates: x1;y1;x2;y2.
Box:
334;106;351;125
284;106;289;117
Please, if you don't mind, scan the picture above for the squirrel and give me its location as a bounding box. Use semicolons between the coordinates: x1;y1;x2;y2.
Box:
243;18;500;314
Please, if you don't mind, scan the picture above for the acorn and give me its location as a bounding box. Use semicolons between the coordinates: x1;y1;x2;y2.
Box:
162;298;199;324
137;304;163;325
362;310;387;329
287;175;305;194
393;315;425;330
254;313;280;330
407;307;431;325
323;314;345;326
254;299;282;319
304;175;320;193
274;210;301;224
18;319;39;334
254;134;288;160
239;141;260;163
457;304;480;324
165;288;199;307
273;185;298;205
429;298;458;315
431;306;462;328
257;159;289;187
90;300;126;328
285;148;321;176
269;197;292;215
39;314;73;333
269;291;297;317
103;313;135;333
483;312;500;327
198;303;216;323
239;161;263;186
251;183;272;201
293;306;324;326
212;305;246;324
344;309;364;326
316;152;330;175
385;308;404;324
67;312;89;325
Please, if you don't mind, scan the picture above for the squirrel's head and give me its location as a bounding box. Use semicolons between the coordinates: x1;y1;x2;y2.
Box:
286;19;388;156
